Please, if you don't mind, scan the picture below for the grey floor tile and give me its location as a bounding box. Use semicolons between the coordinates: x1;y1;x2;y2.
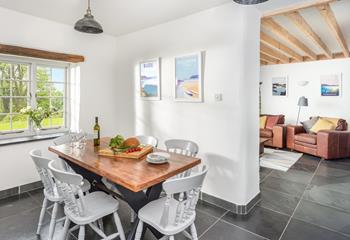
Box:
294;199;350;236
0;192;39;220
0;207;49;240
222;206;289;240
258;188;299;216
201;220;266;240
27;188;45;205
303;184;350;213
196;199;227;218
261;176;307;197
310;175;350;195
281;218;350;240
290;155;320;173
269;168;313;185
259;167;273;181
316;161;350;178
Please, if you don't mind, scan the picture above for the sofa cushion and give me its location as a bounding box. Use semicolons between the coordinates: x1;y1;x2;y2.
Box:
266;116;280;130
260;116;267;129
260;129;273;138
336;119;348;131
301;117;319;133
295;133;317;145
310;118;336;133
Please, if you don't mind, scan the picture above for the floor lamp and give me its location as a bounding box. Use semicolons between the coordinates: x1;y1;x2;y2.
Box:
296;96;308;125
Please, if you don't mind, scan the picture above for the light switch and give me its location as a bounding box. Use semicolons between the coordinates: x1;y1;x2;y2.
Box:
214;93;223;102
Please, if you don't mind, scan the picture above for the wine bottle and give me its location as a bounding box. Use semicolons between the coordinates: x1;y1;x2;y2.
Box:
93;116;100;146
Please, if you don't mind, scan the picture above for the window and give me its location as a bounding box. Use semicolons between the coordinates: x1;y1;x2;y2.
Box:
0;56;69;137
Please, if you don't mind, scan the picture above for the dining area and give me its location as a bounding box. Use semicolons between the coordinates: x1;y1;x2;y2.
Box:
31;133;207;240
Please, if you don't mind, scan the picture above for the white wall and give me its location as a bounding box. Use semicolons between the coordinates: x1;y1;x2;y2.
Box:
115;3;261;205
0;7;123;191
261;58;350;124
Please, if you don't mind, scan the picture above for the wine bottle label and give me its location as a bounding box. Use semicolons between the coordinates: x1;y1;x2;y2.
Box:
94;130;98;139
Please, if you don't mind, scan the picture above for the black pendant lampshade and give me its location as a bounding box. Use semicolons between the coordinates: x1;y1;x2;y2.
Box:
233;0;269;4
74;0;103;34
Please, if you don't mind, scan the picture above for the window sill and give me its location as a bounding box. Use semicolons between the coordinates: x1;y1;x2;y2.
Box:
0;132;67;146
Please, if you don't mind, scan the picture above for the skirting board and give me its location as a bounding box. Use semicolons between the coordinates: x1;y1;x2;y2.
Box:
201;191;261;215
0;181;43;200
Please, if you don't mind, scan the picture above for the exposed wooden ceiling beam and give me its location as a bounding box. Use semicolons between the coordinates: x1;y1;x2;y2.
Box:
262;18;317;60
286;11;332;59
260;42;290;63
262;0;337;18
260;31;303;62
0;43;84;63
260;52;279;64
260;60;269;65
318;4;350;57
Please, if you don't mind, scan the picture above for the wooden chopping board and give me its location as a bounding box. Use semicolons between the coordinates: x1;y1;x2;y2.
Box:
98;145;154;159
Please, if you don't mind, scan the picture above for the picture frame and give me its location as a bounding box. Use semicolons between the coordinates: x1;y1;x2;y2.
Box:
320;74;342;97
272;76;288;97
174;52;203;102
139;58;161;100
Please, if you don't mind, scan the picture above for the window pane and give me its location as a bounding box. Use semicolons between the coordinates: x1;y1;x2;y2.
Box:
0;63;11;80
52;68;65;83
0;114;10;131
12;98;28;113
51;83;64;97
52;112;64;127
12;114;28;130
12;81;28;97
36;66;51;82
13;64;30;80
0;80;10;96
51;98;64;112
37;97;50;110
41;117;51;128
36;82;51;97
0;98;10;113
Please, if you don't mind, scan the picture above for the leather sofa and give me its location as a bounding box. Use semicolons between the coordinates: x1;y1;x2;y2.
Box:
260;114;286;149
287;118;350;160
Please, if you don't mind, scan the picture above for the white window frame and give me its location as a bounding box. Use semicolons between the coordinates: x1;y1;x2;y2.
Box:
0;54;71;140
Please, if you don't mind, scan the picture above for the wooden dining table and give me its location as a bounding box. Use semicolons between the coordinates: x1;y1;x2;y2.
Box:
48;137;201;240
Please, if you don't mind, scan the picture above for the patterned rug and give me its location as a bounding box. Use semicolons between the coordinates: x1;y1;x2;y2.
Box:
260;148;303;172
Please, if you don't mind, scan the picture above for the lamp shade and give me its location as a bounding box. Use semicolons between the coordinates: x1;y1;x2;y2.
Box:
297;96;308;107
74;0;103;34
233;0;269;4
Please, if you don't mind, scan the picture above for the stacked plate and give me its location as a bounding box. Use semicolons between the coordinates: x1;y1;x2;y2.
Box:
146;152;170;164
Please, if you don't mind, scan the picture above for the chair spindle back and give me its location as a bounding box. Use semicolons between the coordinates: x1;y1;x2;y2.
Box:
49;159;85;217
160;165;208;227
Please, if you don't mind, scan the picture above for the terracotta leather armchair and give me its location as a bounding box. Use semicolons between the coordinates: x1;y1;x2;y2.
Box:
260;114;286;149
287;119;350;160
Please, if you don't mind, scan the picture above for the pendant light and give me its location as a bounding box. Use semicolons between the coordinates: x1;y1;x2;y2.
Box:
74;0;103;34
233;0;269;4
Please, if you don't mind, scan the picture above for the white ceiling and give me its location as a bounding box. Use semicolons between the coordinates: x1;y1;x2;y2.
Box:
0;0;318;37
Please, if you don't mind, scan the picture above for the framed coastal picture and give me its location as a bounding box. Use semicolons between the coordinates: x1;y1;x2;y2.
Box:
175;52;203;102
139;58;161;100
320;74;341;97
272;76;288;96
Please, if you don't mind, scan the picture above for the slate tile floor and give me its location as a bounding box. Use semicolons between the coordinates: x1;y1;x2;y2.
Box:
1;154;350;239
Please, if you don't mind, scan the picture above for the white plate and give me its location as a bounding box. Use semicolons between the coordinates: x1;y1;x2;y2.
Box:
146;152;170;164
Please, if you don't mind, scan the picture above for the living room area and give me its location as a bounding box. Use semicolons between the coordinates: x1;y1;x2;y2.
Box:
258;0;350;238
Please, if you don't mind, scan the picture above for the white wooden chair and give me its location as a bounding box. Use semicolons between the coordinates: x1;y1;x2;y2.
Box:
30;149;64;240
135;165;208;240
49;159;126;240
30;149;90;240
165;139;199;180
164;139;198;157
136;135;158;147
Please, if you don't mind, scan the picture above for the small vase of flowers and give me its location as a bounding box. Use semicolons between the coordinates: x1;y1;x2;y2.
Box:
20;106;57;134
